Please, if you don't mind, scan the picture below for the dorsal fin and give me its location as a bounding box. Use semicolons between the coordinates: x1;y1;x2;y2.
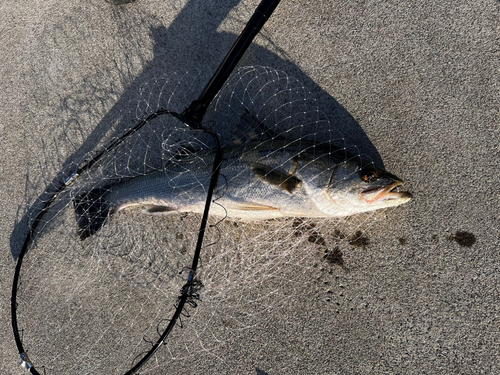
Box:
232;109;282;144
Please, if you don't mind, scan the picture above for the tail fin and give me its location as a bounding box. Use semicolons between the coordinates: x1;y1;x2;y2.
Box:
73;187;113;240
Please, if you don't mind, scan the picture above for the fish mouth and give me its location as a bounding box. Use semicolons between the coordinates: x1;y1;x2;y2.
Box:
361;181;412;203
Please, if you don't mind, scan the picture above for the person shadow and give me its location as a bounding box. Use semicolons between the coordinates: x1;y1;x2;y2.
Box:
11;0;382;256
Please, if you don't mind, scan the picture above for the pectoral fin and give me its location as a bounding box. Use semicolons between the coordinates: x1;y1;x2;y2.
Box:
250;163;301;193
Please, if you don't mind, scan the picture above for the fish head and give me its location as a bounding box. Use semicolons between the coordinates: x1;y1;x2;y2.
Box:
305;158;412;216
355;163;412;207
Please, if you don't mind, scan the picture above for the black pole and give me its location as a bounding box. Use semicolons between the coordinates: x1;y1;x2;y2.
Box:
183;0;281;124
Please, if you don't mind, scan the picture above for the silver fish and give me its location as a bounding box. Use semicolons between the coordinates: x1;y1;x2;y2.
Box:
74;138;411;240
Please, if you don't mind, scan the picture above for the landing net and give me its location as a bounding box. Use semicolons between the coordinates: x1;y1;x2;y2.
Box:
13;66;382;374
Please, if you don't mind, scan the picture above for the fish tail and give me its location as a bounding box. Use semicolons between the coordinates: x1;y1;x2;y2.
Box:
73;186;114;240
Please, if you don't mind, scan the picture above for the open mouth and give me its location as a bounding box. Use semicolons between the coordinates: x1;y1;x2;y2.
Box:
361;181;412;203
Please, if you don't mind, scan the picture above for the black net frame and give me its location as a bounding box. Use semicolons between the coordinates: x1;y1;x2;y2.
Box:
11;0;282;373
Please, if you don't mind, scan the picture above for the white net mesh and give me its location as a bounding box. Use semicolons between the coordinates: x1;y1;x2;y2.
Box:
13;66;402;374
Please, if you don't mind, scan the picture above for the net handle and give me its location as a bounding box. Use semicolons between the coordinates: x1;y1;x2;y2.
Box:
183;0;281;124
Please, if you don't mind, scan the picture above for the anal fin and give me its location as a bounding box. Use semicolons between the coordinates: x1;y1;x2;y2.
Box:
233;203;279;211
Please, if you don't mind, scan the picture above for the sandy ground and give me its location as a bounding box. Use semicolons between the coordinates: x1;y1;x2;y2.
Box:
1;0;499;374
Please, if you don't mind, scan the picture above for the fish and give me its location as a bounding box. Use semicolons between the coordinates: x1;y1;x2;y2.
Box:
74;134;412;240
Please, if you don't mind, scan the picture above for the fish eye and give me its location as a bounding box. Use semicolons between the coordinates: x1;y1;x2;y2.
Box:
361;168;378;182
